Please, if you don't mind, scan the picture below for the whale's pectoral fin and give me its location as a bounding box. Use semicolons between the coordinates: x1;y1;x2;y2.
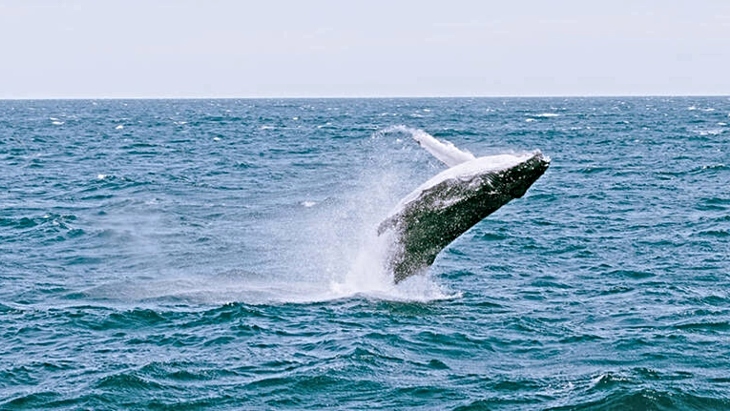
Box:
411;130;476;167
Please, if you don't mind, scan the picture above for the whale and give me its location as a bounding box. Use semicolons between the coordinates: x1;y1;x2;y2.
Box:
377;132;550;283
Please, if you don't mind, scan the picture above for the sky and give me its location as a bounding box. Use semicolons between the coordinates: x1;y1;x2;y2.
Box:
1;1;729;98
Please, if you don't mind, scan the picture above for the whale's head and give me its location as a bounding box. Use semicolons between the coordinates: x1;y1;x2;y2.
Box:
498;151;551;199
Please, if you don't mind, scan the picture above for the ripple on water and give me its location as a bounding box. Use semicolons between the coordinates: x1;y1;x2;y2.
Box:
1;98;730;410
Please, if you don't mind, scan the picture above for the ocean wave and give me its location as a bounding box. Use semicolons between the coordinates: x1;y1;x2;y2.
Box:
2;98;730;410
546;388;730;411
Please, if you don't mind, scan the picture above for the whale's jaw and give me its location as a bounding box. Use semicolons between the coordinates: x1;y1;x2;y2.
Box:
379;151;550;284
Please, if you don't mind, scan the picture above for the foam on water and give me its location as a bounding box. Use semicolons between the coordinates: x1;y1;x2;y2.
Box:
695;128;725;136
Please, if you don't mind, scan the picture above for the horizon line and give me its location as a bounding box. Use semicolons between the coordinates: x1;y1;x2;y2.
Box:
1;93;729;101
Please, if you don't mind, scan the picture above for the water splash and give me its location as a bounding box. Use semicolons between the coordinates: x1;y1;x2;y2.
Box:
83;126;458;306
291;126;457;302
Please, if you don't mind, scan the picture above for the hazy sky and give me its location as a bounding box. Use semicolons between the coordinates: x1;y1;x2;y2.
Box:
1;1;729;98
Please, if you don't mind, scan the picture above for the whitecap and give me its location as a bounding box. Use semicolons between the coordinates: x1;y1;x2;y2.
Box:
533;113;559;118
301;201;317;207
696;128;725;136
701;163;726;170
115;125;124;130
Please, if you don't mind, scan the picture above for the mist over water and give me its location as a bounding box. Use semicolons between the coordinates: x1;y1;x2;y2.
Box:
218;124;460;304
1;98;729;410
55;123;456;305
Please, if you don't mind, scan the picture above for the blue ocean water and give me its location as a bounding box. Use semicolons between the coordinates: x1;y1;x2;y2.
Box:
1;97;729;410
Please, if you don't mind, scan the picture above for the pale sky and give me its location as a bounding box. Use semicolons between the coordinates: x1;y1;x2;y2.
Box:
1;1;729;98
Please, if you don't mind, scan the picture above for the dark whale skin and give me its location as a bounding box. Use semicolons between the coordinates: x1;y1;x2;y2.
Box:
378;151;550;283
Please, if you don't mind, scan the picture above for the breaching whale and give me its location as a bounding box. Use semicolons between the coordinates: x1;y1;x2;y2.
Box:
377;131;550;283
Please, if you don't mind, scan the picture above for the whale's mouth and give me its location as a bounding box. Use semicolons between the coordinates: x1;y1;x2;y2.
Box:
507;152;551;198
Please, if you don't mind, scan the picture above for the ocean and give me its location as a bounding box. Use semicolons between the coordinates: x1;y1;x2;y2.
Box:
1;97;728;410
